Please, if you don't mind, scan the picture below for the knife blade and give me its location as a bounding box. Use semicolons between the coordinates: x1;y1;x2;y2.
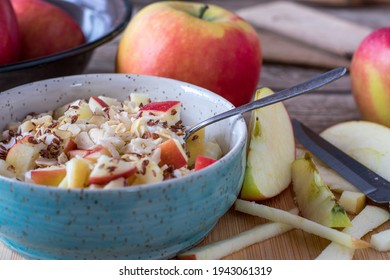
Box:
292;119;390;206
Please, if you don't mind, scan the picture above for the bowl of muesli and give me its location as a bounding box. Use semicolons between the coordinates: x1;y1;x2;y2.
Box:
0;74;247;259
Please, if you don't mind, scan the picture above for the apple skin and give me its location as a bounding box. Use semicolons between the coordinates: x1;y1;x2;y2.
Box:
11;0;86;60
116;1;262;107
350;27;390;127
0;0;20;64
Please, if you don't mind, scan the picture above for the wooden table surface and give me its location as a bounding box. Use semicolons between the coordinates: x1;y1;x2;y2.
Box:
2;0;390;260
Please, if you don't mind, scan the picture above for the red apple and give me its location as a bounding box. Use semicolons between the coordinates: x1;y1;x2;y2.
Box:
194;156;217;171
140;100;180;125
158;138;188;169
11;0;86;60
0;0;20;64
350;27;390;127
5;136;45;176
116;1;262;107
62;138;77;154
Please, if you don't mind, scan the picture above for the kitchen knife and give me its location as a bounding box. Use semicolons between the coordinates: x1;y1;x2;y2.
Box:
292;119;390;206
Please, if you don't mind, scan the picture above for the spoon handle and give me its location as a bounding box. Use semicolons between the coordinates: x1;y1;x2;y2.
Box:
184;66;347;140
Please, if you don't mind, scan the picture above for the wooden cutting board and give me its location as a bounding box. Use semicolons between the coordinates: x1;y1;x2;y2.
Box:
237;1;373;68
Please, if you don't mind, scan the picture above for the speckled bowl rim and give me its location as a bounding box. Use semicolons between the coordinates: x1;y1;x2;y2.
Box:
0;0;132;73
0;73;248;194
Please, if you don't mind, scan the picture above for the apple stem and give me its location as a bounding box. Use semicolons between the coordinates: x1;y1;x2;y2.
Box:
198;4;209;19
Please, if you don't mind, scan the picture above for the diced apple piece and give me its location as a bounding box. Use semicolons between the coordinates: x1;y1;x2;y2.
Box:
338;191;366;215
158;138;188;169
140;100;180;126
30;166;66;187
320;121;390;182
104;177;126;189
177;208;299;260
89;155;137;185
98;96;120;107
203;140;223;160
371;229;390;252
185;128;205;167
88;115;106;126
19;120;36;134
54;102;71;119
64;99;93;121
66;157;90;188
132;160;163;186
83;146;111;162
67;149;89;159
62;138;77;154
234;199;369;249
194;156;217;171
291;152;351;228
0;159;16;178
5;137;44;176
240;88;295;201
88;96;108;114
130;93;150;107
317;205;390;259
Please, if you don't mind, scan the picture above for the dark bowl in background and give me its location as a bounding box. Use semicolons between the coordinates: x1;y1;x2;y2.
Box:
0;0;132;92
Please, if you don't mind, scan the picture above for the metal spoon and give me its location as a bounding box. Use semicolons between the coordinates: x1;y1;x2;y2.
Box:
184;66;347;141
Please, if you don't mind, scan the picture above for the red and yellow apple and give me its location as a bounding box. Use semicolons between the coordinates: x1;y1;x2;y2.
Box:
116;1;262;107
0;0;20;65
350;27;390;127
11;0;85;60
158;138;188;169
194;155;217;171
30;166;66;187
141;100;181;126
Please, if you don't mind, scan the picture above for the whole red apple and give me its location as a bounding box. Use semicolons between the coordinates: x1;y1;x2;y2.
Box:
116;1;262;107
0;0;20;65
350;27;390;127
11;0;86;61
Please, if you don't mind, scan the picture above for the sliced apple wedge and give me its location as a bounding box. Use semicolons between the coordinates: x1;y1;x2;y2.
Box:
158;138;188;169
140;100;180;126
240;88;295;201
320;121;390;182
177;208;298;260
89;155;137;185
291;152;351;228
30;166;66;187
234;199;368;249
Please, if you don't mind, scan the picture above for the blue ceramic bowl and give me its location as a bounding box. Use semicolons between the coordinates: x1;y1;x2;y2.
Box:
0;0;132;92
0;74;247;259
